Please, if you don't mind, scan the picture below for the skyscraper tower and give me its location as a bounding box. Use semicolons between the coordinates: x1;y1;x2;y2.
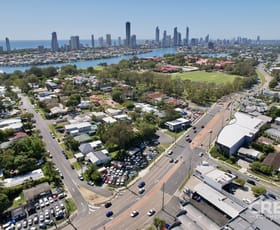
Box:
162;30;167;47
70;36;80;50
106;34;112;47
205;34;209;43
173;27;178;47
185;27;189;46
125;21;131;47
5;37;11;52
51;32;59;52
91;34;95;48
155;26;160;44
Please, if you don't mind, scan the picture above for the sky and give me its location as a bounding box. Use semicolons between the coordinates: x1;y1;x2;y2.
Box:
1;0;280;40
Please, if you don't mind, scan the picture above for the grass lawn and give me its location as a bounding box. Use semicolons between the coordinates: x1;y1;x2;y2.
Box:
73;161;81;170
64;198;77;213
11;193;26;209
173;71;241;84
165;130;185;139
256;69;265;88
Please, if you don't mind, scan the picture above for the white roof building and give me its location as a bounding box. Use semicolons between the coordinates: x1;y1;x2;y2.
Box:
216;112;265;155
0;118;23;131
194;183;243;218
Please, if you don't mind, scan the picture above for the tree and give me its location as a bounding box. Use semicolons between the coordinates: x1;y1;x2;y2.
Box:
0;192;11;213
153;217;165;230
234;178;245;187
112;89;124;103
251;186;266;196
64;135;79;151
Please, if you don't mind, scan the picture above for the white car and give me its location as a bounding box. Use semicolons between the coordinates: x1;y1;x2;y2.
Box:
130;210;139;217
147;209;156;216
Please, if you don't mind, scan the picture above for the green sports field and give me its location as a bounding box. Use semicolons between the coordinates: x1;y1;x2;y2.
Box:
173;71;242;84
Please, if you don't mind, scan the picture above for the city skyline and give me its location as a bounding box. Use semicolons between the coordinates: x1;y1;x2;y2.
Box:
1;0;280;40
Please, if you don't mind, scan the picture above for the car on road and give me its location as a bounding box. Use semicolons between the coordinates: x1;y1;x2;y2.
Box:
104;201;112;208
106;211;113;217
138;181;145;188
169;158;174;163
167;150;173;155
267;193;277;200
147;209;155;216
138;188;145;194
70;164;75;170
199;152;204;157
176;209;187;217
247;179;256;185
130;210;139;217
174;159;178;164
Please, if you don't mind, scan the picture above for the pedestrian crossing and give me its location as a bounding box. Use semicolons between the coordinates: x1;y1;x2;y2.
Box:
88;203;100;213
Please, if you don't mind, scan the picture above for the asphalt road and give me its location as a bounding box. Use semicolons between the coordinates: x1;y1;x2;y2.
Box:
19;94;89;221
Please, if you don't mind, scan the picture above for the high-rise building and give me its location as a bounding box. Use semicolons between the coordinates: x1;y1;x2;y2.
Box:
91;34;95;48
155;26;160;44
38;45;44;54
178;33;182;46
118;36;122;46
162;30;167;47
185;27;189;46
173;27;178;47
5;37;11;52
70;36;80;50
130;34;137;48
98;37;104;48
125;21;131;47
106;34;112;47
51;32;59;52
205;34;209;43
257;35;260;43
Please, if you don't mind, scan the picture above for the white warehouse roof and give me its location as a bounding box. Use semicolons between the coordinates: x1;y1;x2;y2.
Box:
217;112;264;149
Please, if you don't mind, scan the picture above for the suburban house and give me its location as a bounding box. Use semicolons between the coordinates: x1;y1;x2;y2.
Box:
0;117;23;132
79;140;103;155
265;128;280;141
78;100;90;109
85;150;110;165
237;147;262;162
165;118;190;132
105;108;122;117
216;112;265;156
263;152;280;172
65;122;92;136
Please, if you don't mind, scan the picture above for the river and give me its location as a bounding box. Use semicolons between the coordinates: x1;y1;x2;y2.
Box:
0;48;176;73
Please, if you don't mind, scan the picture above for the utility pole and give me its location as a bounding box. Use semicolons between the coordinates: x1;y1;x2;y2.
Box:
208;130;213;150
162;182;165;210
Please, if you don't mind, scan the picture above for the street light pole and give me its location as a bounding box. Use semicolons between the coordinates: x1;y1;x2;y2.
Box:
208;130;213;150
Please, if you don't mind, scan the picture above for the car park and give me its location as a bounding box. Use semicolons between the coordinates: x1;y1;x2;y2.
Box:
147;209;155;216
39;213;44;222
39;223;47;229
130;210;139;217
43;197;49;206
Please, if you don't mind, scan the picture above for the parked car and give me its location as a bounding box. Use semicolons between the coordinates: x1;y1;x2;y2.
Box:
176;209;187;217
247;179;256;185
138;188;145;194
167;150;173;155
267;193;277;200
138;181;145;188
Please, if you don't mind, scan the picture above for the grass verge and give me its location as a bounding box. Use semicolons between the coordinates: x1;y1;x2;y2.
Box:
64;198;77;213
